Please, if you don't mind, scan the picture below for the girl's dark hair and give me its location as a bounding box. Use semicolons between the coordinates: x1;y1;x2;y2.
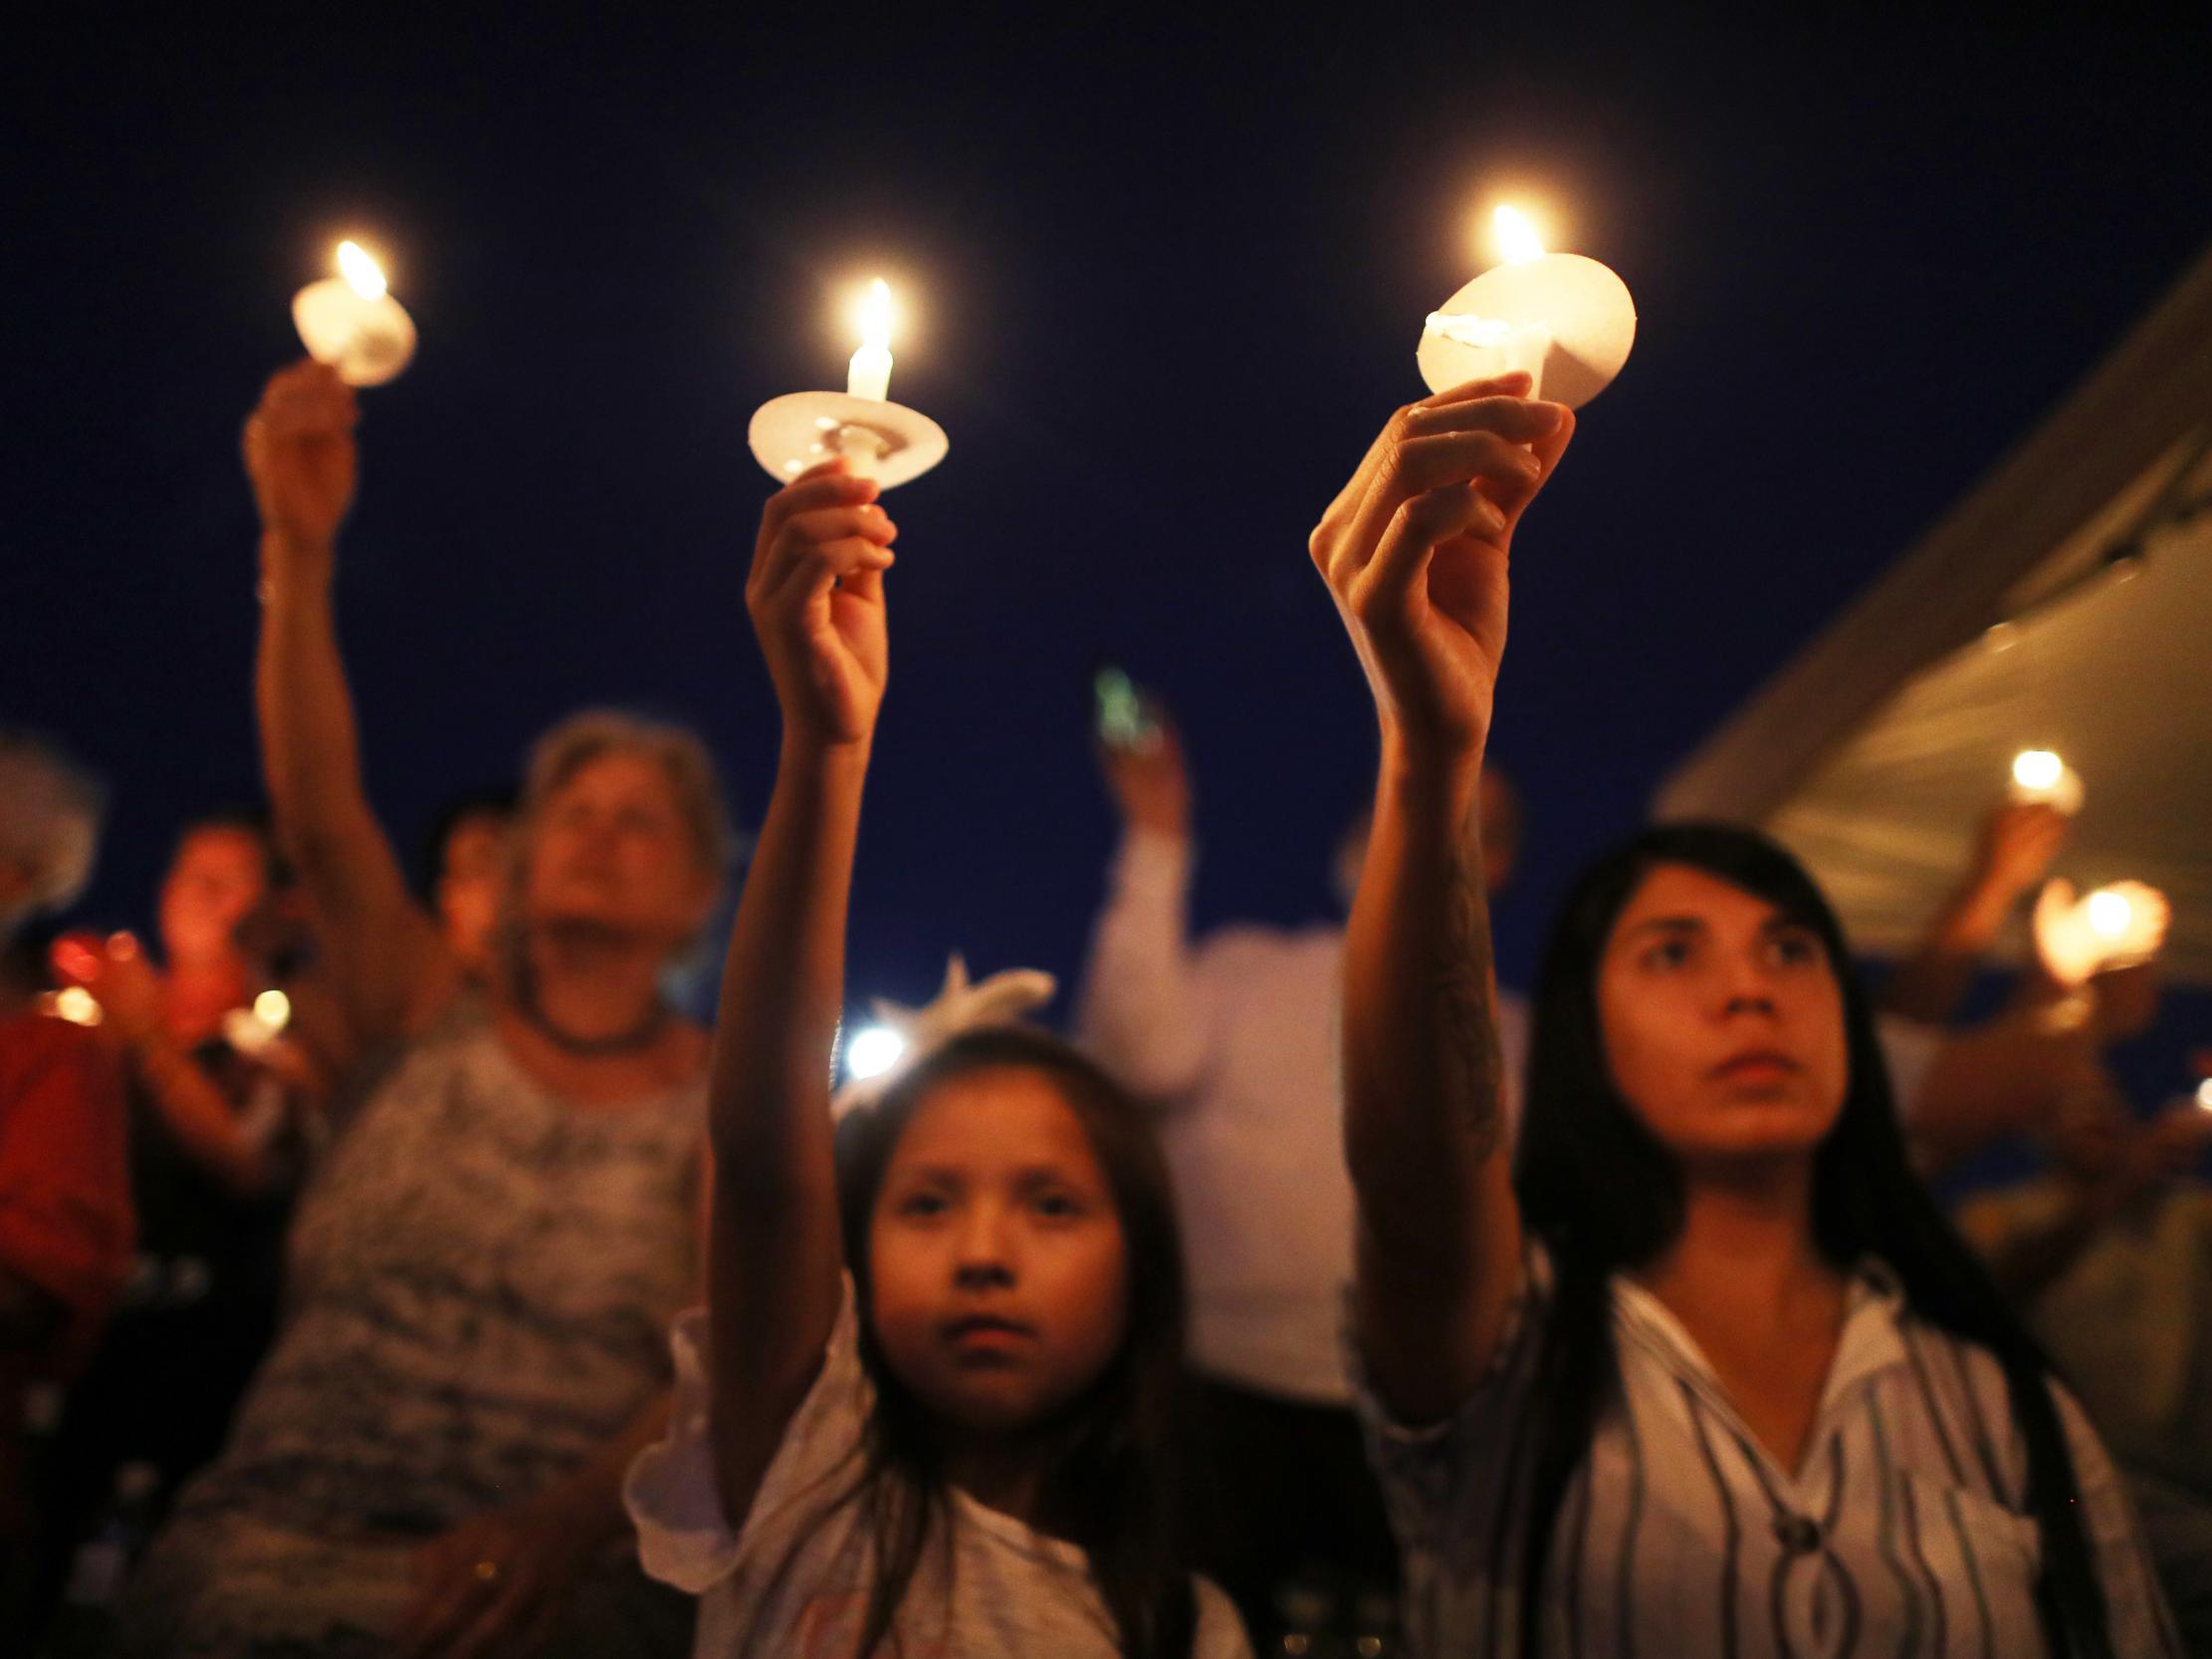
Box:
1512;822;2109;1659
827;1025;1198;1659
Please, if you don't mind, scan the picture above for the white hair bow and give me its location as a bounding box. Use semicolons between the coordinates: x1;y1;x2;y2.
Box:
831;954;1058;1119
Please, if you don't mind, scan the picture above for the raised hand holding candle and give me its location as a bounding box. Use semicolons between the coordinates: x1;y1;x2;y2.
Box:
2034;878;2169;985
1418;203;1636;409
293;240;416;386
750;276;947;490
2009;748;2085;814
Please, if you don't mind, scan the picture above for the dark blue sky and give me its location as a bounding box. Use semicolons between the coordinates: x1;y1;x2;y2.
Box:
7;12;2207;1089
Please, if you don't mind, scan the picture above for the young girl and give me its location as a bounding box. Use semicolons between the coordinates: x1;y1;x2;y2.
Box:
626;460;1248;1658
1308;371;2177;1656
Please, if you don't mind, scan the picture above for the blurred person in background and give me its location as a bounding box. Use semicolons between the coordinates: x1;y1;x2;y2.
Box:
415;787;518;988
1868;797;2138;1181
0;732;130;1611
1075;695;1525;1643
115;362;724;1659
32;812;319;1625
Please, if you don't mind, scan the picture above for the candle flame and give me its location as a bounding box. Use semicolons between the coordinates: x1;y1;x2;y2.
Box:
337;241;388;301
2087;889;2133;939
52;986;103;1027
2012;749;2064;791
2197;1079;2212;1113
858;279;894;353
253;988;292;1031
1494;205;1546;266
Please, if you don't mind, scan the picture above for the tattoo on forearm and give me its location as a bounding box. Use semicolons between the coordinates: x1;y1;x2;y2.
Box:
1438;817;1505;1161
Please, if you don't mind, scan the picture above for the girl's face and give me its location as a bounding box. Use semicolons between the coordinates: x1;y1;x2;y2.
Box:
868;1066;1131;1435
1595;863;1850;1171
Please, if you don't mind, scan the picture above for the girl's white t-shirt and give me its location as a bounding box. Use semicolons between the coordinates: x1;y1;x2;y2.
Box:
626;1279;1250;1659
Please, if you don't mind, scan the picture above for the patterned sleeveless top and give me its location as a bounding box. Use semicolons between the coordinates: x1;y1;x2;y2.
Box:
173;1020;704;1535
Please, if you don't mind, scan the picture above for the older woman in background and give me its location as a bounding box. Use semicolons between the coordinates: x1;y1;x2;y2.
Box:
118;362;727;1659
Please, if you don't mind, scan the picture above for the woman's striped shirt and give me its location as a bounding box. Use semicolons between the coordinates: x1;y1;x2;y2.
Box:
1358;1243;2180;1657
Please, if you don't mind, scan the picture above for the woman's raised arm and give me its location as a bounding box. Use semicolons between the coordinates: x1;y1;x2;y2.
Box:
1309;372;1573;1423
246;362;456;1052
705;458;897;1529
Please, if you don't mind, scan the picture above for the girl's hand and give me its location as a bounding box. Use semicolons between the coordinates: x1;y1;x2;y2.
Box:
746;459;898;749
1308;372;1573;765
243;360;359;565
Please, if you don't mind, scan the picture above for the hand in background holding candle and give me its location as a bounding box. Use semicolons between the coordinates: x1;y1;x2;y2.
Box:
747;458;898;750
1309;371;1574;760
243;360;359;572
2034;878;2170;987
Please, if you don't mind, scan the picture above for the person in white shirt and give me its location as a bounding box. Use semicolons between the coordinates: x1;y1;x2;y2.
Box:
626;460;1248;1659
1077;712;1525;1638
1310;369;2176;1656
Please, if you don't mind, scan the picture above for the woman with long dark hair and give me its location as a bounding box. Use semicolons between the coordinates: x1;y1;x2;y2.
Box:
1309;370;2175;1655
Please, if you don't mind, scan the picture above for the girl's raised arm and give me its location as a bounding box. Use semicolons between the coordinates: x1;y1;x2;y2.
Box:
705;458;898;1529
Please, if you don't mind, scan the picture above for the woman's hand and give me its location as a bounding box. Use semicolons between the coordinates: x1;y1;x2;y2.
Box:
1309;371;1573;765
400;1490;604;1659
746;458;898;750
243;360;358;567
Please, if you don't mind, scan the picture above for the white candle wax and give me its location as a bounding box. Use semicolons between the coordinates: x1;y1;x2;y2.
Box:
293;241;416;386
846;279;894;401
1418;207;1635;410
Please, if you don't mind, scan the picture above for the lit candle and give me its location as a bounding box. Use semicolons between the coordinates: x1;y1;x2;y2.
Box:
2196;1078;2212;1113
2009;748;2084;814
748;275;947;490
222;987;293;1056
2087;889;2133;939
846;279;894;402
293;240;417;386
2034;878;2169;985
50;986;103;1027
1418;202;1637;409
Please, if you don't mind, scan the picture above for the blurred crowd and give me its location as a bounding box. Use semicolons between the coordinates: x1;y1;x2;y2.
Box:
0;359;2204;1659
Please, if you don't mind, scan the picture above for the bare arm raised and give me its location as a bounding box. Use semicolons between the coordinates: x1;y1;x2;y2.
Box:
706;458;897;1529
1309;371;1574;1423
246;362;456;1053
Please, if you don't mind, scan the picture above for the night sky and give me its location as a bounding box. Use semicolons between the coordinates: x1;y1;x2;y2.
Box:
9;13;2208;1102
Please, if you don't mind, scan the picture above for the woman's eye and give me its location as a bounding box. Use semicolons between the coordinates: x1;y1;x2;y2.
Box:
1771;931;1822;966
1643;938;1692;970
897;1191;948;1218
1033;1191;1083;1220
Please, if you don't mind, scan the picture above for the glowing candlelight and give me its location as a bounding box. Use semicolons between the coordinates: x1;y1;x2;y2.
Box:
2009;748;2084;813
336;241;387;301
1493;205;1546;266
223;987;293;1056
846;280;895;402
748;275;947;490
2035;878;2169;985
2196;1079;2212;1113
2087;889;2133;938
293;239;417;386
51;986;103;1027
1418;200;1637;409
